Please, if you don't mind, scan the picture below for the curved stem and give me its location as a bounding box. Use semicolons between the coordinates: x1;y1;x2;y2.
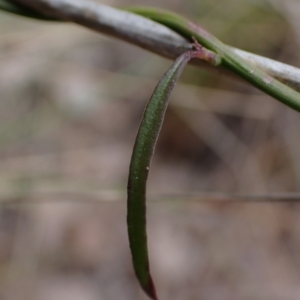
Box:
127;7;300;112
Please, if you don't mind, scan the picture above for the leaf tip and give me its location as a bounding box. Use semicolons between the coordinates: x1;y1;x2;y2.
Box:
143;276;159;300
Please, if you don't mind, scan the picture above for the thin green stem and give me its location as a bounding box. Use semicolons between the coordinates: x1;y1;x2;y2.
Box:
126;7;300;112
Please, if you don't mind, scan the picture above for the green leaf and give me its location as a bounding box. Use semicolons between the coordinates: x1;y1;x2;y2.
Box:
127;45;220;300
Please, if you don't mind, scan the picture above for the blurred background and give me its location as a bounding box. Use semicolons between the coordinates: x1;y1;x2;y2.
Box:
1;0;300;299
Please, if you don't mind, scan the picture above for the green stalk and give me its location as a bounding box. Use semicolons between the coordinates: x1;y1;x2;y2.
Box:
126;7;300;112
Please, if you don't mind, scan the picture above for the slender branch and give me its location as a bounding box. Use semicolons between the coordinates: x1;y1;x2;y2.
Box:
7;0;300;91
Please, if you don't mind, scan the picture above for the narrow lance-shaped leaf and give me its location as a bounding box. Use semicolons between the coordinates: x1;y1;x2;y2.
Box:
127;42;221;300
